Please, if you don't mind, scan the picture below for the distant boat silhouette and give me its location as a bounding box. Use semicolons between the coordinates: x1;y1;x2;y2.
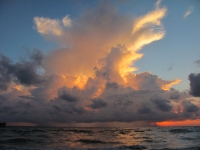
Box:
0;122;6;127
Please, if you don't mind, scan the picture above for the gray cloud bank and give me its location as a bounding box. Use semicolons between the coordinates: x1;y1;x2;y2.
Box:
0;53;199;126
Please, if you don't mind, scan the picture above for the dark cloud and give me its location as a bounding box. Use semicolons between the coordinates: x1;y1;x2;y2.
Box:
14;63;43;85
0;83;7;91
0;95;7;102
182;100;199;113
16;101;32;108
18;95;35;100
0;105;13;113
137;104;153;114
57;88;78;102
29;49;44;66
52;105;61;111
49;103;86;116
151;96;172;112
89;98;108;109
0;55;12;90
105;82;119;90
188;73;200;97
69;105;86;114
0;52;46;87
169;88;180;100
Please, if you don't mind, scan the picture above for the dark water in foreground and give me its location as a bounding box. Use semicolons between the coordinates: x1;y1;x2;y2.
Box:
0;127;200;150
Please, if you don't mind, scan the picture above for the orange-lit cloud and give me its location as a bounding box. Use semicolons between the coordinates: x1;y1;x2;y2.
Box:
35;1;168;84
131;5;166;51
1;1;199;126
159;79;182;91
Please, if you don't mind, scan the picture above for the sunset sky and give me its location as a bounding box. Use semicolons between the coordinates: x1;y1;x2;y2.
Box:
0;0;200;127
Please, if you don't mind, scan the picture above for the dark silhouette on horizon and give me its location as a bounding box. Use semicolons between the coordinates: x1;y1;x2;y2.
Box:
0;122;6;127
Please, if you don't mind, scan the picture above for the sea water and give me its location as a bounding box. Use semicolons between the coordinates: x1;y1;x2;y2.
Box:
0;126;200;150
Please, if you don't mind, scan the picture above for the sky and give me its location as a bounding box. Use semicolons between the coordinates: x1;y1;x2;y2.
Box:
0;0;200;127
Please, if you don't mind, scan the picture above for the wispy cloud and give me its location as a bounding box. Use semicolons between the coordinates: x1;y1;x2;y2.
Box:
195;56;200;67
184;6;194;18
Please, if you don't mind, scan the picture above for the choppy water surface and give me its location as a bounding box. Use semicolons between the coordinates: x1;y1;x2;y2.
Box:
0;127;200;150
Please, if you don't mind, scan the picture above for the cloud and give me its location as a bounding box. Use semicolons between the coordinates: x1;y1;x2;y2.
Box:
125;72;181;91
169;88;180;100
34;1;167;80
182;100;199;113
184;6;194;18
195;57;200;67
89;98;108;109
34;17;62;36
1;1;195;126
168;64;174;71
151;96;172;112
188;73;200;97
131;3;166;51
0;52;46;87
137;104;153;114
34;15;72;36
105;82;119;90
57;87;79;102
29;49;44;66
62;15;72;27
0;55;12;91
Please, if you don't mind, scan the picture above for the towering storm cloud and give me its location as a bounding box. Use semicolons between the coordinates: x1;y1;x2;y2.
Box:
0;1;199;126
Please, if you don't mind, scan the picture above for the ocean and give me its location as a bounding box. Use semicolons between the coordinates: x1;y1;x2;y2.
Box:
0;126;200;150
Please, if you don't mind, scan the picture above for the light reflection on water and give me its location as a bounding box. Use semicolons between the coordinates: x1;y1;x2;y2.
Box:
0;127;200;149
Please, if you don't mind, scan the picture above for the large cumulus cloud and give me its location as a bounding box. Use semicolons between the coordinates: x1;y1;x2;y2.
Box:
1;1;199;126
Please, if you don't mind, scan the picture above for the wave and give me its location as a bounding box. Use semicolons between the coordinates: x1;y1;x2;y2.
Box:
169;128;192;133
152;147;200;150
76;139;106;144
67;129;93;134
122;145;147;149
0;138;34;144
134;136;151;139
11;128;46;133
32;129;46;133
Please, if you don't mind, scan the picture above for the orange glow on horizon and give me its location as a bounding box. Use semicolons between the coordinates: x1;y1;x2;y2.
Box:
156;119;200;126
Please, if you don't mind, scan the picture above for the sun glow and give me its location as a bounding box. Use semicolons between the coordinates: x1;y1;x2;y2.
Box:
156;119;200;126
74;75;88;89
